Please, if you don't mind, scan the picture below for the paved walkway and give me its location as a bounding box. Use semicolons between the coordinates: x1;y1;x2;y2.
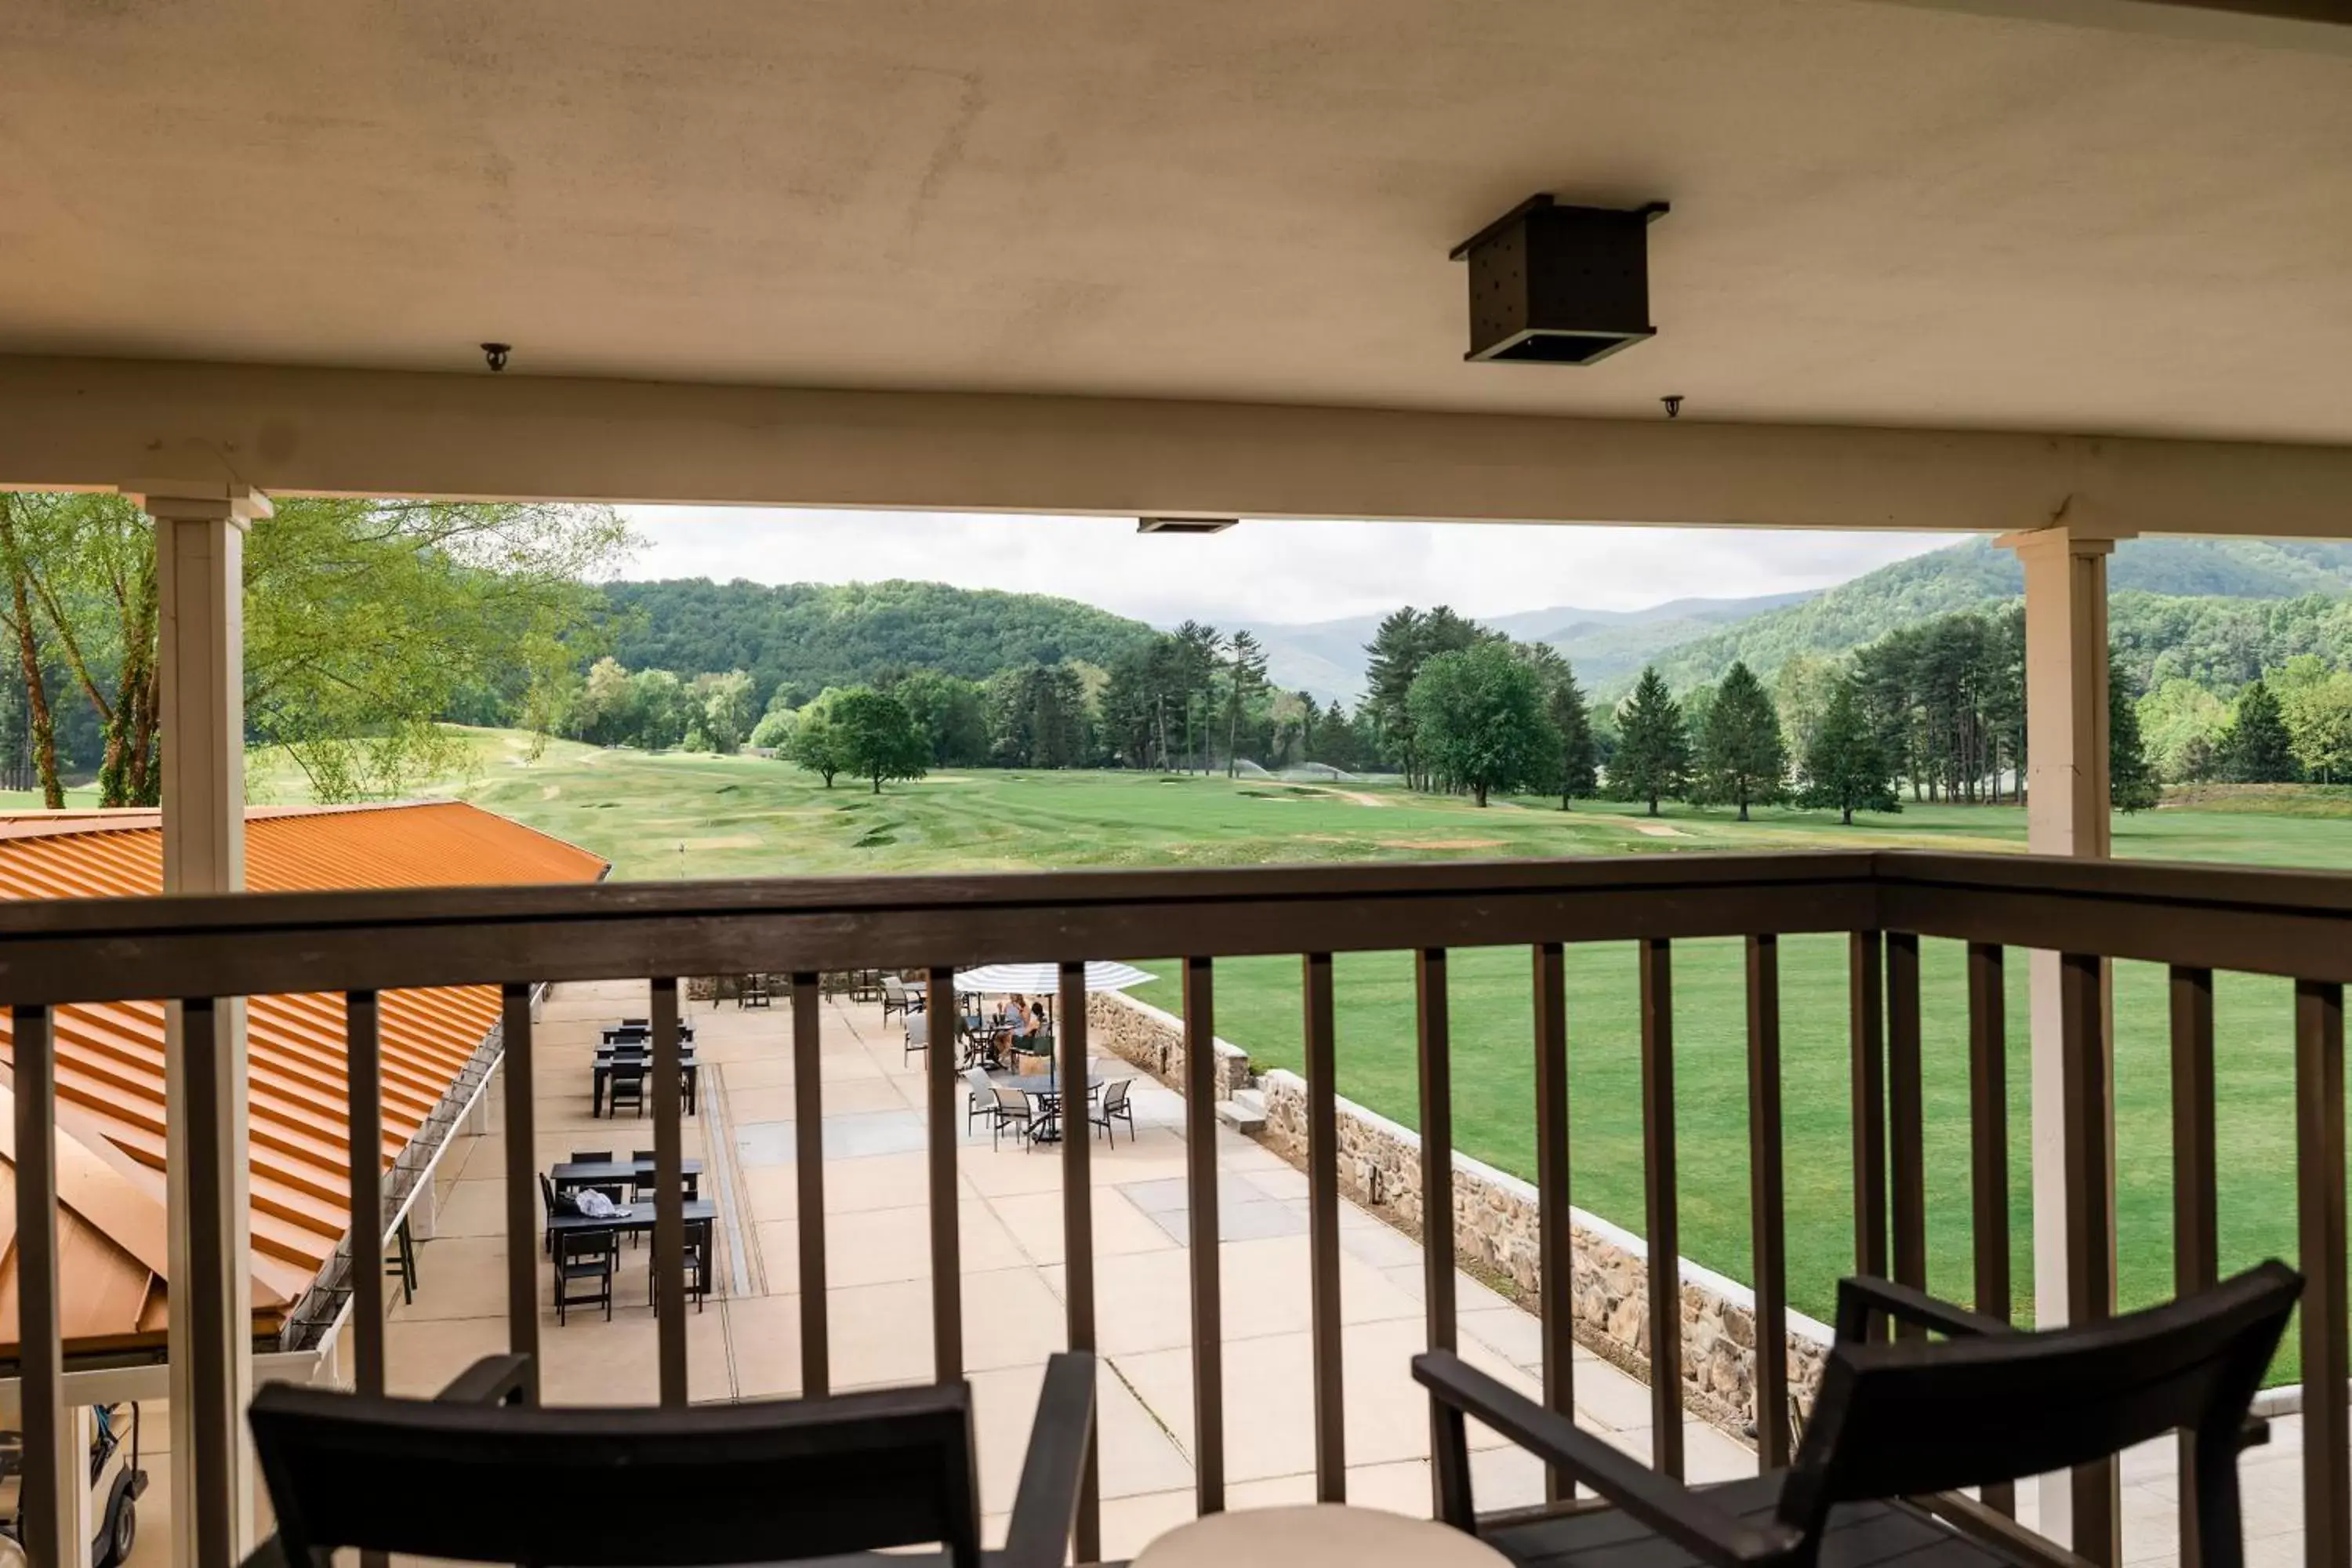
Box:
376;980;2307;1564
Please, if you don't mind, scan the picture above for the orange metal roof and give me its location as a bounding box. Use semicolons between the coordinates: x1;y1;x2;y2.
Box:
0;801;608;1355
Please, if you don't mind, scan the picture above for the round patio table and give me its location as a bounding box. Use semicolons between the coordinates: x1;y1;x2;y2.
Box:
1000;1070;1103;1145
1134;1504;1505;1568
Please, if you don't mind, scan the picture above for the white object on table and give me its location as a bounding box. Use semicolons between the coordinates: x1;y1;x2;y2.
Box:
1132;1505;1509;1568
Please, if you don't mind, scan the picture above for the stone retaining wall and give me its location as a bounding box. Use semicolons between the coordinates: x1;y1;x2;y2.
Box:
1258;1068;1833;1432
1086;989;1831;1434
1085;991;1254;1100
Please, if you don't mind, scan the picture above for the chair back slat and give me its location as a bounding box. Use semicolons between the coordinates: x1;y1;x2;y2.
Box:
250;1379;985;1567
1780;1261;2299;1559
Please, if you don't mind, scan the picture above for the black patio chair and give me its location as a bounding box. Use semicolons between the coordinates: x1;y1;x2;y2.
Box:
1417;1261;2302;1568
245;1351;1098;1568
607;1063;648;1118
536;1171;565;1255
651;1216;716;1313
554;1229;617;1325
741;973;772;1008
626;1148;700;1203
1092;1077;1135;1145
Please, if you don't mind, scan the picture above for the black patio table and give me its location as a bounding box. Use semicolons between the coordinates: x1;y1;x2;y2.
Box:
551;1157;705;1200
601;1025;694;1046
1000;1070;1104;1145
592;1052;699;1117
544;1197;717;1244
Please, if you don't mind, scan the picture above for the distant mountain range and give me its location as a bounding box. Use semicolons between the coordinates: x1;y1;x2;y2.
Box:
1246;590;1817;705
1246;537;2352;705
605;536;2352;716
1626;536;2352;696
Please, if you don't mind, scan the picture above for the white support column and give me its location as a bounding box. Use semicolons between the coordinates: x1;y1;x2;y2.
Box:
1998;517;2129;1552
126;479;271;1568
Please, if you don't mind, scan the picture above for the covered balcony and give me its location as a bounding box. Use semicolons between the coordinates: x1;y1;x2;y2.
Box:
2;1;2350;1565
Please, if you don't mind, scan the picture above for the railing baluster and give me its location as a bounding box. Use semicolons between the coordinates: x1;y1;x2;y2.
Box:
652;977;688;1404
13;1003;70;1568
1849;931;1888;1312
1420;946;1467;1517
1966;943;2013;1518
1058;961;1102;1562
1639;937;1683;1479
2060;952;2118;1568
347;992;386;1398
1534;942;1576;1499
2169;966;2216;1568
500;983;541;1403
1305;951;1346;1504
1184;956;1225;1515
793;972;829;1397
183;996;245;1568
1745;935;1790;1470
1886;932;1926;1327
2298;978;2350;1568
345;989;390;1568
928;965;963;1383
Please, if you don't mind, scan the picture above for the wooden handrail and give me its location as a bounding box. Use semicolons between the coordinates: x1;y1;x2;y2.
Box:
15;847;2352;1007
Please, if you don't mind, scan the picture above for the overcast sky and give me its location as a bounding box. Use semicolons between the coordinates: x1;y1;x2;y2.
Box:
622;506;1964;627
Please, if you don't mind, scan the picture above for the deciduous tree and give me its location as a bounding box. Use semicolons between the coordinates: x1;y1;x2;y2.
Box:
1403;642;1555;808
830;687;930;793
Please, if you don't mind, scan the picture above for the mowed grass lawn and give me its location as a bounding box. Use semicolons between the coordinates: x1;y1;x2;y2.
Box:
18;731;2346;1373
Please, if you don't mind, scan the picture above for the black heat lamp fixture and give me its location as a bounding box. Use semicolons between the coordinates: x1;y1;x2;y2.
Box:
1450;195;1669;365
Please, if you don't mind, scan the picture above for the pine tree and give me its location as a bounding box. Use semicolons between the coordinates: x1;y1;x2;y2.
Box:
1610;668;1690;817
1801;677;1900;825
2108;652;2160;812
1547;662;1597;810
1224;630;1268;777
2217;678;2299;783
1698;661;1788;822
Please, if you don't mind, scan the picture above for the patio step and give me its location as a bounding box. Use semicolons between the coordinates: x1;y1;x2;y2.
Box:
1216;1091;1267;1134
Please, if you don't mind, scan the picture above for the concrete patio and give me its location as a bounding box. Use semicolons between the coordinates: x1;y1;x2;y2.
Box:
375;978;2313;1565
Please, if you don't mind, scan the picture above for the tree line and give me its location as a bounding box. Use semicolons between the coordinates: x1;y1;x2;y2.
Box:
0;492;630;807
1351;601;2175;818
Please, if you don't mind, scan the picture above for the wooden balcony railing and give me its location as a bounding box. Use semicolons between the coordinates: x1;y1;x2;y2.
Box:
2;850;2349;1568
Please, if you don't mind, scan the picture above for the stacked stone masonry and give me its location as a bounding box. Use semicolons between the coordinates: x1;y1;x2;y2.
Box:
1086;989;1829;1436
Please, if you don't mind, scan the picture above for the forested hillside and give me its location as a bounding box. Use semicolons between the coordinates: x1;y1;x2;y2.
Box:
1629;537;2352;695
605;579;1156;706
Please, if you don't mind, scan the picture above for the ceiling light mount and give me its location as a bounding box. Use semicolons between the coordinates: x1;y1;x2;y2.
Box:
1451;195;1668;365
1662;394;1684;419
1137;516;1240;535
481;342;511;373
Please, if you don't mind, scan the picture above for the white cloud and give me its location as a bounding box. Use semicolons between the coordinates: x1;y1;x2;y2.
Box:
620;506;1964;627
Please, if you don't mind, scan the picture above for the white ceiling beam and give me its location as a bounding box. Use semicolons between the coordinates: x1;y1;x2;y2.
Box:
3;354;2352;538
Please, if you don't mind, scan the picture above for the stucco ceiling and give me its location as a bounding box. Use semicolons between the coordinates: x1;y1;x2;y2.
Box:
2;0;2348;441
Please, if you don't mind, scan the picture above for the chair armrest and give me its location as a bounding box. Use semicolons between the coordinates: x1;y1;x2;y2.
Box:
1412;1352;1800;1568
1000;1352;1098;1568
1833;1276;2016;1345
236;1536;292;1568
434;1352;533;1406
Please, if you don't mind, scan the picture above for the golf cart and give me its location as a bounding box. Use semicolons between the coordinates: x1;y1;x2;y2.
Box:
0;1403;147;1566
